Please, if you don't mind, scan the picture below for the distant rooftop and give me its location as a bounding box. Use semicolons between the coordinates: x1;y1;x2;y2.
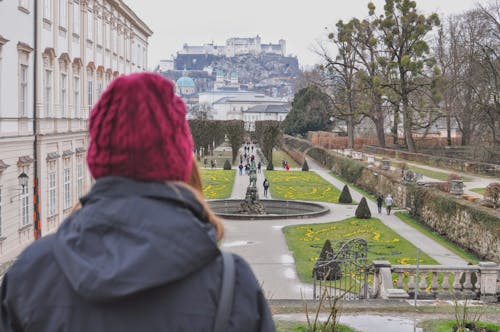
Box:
243;104;289;114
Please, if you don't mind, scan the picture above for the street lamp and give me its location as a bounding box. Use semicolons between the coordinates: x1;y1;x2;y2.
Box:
10;172;29;203
18;172;29;188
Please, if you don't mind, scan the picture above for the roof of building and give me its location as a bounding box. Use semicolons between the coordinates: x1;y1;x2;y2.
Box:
213;95;286;104
243;104;289;114
176;76;195;87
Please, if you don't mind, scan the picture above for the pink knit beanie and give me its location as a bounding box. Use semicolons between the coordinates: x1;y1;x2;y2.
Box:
87;72;193;182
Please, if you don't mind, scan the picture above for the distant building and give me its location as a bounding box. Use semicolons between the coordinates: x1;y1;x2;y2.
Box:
209;93;289;129
179;35;286;58
243;105;289;131
175;69;198;109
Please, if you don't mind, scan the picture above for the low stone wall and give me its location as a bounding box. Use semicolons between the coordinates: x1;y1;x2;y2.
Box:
364;145;500;177
282;135;500;262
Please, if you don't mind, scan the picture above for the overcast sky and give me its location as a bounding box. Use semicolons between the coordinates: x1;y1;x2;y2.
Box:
125;0;485;70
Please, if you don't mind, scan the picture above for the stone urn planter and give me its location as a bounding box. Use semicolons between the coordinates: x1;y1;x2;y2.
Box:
380;159;391;170
450;180;464;195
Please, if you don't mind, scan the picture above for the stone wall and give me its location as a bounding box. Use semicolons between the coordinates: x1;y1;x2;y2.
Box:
364;145;499;177
282;135;500;262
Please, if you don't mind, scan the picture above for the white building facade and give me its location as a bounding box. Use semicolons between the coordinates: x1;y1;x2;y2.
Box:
0;0;152;263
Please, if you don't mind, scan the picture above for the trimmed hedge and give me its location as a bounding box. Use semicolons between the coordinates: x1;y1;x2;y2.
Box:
338;185;353;204
355;197;371;219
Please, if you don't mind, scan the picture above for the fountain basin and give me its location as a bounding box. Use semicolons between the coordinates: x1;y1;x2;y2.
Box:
208;199;330;220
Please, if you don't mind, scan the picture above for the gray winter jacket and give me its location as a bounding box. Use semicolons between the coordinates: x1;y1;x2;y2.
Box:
0;177;275;332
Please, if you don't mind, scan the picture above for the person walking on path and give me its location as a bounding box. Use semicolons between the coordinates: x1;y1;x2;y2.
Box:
238;163;244;175
0;73;275;332
376;194;384;214
257;161;262;173
263;178;270;197
385;193;393;215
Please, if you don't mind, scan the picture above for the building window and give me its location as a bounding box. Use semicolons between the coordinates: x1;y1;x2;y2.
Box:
87;10;93;40
76;155;83;197
19;64;28;117
96;17;102;45
44;0;52;20
105;22;110;49
73;1;80;34
74;76;79;118
60;73;67;117
47;161;57;217
113;28;117;53
45;70;52;116
63;160;71;210
87;79;93;110
20;180;29;227
97;79;102;97
59;0;67;28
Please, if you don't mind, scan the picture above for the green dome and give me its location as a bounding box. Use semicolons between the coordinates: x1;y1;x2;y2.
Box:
176;76;195;88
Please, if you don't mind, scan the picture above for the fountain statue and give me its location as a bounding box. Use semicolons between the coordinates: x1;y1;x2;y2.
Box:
240;156;266;215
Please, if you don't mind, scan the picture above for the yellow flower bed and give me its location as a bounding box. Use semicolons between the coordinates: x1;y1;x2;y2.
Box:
284;217;437;284
266;171;341;202
200;169;236;199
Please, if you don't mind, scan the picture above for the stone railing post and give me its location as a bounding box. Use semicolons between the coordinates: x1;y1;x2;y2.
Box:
479;262;499;303
372;260;409;299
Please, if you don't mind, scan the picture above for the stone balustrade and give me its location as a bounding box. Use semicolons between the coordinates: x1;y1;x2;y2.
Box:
372;261;499;303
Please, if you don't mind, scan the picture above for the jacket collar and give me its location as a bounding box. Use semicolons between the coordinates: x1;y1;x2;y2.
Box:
81;176;207;222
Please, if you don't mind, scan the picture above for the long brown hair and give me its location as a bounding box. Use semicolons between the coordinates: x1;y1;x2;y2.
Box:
186;159;224;240
72;160;224;240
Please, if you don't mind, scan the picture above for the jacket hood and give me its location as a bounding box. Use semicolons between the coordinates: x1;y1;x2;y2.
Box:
52;177;220;302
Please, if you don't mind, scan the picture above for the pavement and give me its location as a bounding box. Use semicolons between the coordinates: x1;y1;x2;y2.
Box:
348;149;499;198
220;146;469;300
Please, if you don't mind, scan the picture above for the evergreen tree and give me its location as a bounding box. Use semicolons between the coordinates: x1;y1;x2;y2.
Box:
338;185;353;204
223;160;232;170
302;160;309;171
355;197;371;219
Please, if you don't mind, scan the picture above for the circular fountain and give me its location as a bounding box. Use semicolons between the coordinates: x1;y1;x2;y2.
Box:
212;158;330;220
208;199;330;220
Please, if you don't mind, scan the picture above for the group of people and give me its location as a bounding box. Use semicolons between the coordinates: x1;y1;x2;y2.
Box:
376;193;393;215
239;160;262;175
203;158;218;169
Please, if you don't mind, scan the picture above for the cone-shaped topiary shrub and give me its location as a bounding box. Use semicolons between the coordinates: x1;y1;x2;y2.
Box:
313;239;342;280
223;160;232;170
266;161;274;171
302;160;309;171
355;197;371;219
338;185;352;204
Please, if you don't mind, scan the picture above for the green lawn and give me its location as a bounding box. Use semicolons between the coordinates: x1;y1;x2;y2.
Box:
419;320;500;332
283;217;437;284
265;171;341;203
272;150;300;168
405;165;472;182
395;212;480;264
200;169;236;199
470;187;486;195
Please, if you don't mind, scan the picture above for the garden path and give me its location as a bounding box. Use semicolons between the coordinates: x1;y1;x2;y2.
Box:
338;149;497;198
230;146;271;199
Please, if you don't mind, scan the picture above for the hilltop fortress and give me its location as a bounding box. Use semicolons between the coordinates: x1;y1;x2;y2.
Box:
179;35;286;58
